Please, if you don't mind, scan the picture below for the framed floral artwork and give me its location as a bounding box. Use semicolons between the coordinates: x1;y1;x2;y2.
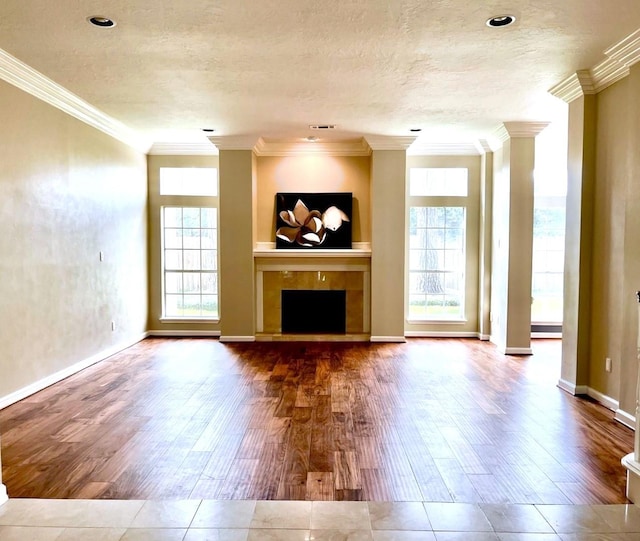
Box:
275;193;352;249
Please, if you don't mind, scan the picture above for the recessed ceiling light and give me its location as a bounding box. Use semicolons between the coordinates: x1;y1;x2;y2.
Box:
202;128;215;133
305;136;319;142
486;15;516;27
87;16;116;28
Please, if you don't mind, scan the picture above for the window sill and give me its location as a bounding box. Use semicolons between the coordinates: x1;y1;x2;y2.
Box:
407;318;468;324
159;317;220;324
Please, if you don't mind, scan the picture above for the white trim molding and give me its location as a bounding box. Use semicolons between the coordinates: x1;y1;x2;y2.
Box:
557;378;588;395
622;452;640;502
404;331;478;338
219;336;256;343
254;137;372;156
478;333;490;341
148;142;218;156
147;330;221;337
364;135;417;151
0;48;150;153
0;483;7;506
0;332;148;410
587;387;619;412
550;29;640;101
548;70;596;103
370;336;406;343
502;347;533;355
531;332;562;339
208;135;261;151
502;122;550;138
615;409;636;430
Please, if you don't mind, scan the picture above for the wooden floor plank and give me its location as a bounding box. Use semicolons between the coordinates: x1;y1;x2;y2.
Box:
0;337;633;502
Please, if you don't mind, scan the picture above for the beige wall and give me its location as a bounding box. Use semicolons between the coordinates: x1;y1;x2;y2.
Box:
370;150;406;339
589;65;640;415
147;155;220;333
405;155;482;335
0;80;148;401
561;94;596;388
255;155;371;243
219;150;256;339
590;78;629;400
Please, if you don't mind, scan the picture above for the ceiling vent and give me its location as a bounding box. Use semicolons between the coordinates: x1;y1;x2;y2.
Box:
309;125;337;130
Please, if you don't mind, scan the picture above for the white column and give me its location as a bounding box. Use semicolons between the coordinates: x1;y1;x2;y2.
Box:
635;295;640;460
0;435;7;505
621;293;640;502
365;136;415;342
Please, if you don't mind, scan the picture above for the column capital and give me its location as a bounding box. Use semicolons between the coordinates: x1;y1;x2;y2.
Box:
494;121;550;143
208;135;261;151
364;135;416;151
549;70;596;103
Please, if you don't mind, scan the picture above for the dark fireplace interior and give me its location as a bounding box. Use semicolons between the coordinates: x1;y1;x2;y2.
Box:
281;290;347;334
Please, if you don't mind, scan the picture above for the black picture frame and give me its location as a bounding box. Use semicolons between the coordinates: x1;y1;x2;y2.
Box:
275;192;352;249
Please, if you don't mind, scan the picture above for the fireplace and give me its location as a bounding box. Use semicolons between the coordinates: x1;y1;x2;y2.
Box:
254;244;371;339
282;289;347;333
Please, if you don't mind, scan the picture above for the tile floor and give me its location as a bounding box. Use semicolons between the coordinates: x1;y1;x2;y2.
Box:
2;499;640;540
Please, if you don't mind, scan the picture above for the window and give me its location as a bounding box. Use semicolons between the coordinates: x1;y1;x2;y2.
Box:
532;123;567;325
531;203;565;323
158;167;218;320
408;207;466;319
163;207;218;318
160;167;218;196
407;167;469;321
409;168;468;196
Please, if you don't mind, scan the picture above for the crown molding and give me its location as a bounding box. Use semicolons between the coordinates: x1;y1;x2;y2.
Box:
487;122;549;149
208;135;262;151
253;137;371;156
476;139;497;154
502;121;550;138
364;135;417;150
148;142;219;155
548;70;595;103
549;28;640;100
0;48;150;153
407;141;482;156
591;28;640;92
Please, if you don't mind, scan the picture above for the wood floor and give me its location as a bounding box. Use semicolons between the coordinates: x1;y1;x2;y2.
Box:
0;338;633;503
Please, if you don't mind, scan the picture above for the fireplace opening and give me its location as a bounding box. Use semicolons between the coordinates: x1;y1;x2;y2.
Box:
281;290;347;334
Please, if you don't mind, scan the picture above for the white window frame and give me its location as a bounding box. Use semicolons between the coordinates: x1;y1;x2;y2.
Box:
407;168;469;322
158;168;219;321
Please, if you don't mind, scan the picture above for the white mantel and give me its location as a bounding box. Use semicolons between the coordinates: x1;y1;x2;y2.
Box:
254;242;372;338
253;242;371;259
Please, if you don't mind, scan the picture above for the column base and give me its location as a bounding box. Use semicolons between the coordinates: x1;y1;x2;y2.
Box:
622;453;640;503
0;483;7;506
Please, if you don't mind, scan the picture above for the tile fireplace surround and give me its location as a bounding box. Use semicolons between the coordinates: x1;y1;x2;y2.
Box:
254;243;371;339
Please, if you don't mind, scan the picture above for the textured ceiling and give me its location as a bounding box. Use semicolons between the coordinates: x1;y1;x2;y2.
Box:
1;1;640;146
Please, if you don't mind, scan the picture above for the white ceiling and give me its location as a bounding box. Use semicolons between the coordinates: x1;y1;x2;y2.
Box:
1;1;639;148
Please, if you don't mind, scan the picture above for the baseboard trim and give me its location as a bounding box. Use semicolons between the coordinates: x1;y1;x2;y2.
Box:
147;330;221;337
478;333;490;341
0;483;7;505
219;336;256;343
557;378;588;395
0;332;148;410
404;331;477;338
503;347;533;355
587;387;619;412
531;332;562;338
370;336;407;343
615;408;636;430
